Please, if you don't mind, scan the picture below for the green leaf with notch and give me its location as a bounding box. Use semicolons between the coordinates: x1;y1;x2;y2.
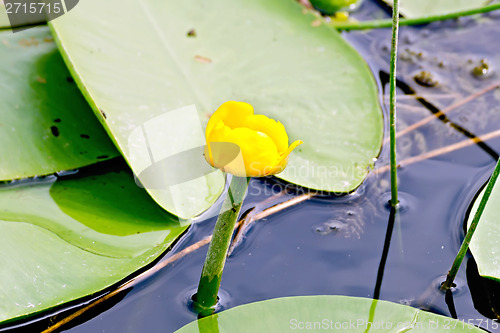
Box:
49;0;383;219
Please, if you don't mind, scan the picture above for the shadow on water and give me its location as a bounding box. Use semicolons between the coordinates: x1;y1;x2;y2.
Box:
467;257;500;322
373;206;398;301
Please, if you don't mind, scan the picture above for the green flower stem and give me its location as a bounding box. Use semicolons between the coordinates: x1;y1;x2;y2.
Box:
330;4;500;31
193;175;250;316
442;158;500;291
389;0;399;208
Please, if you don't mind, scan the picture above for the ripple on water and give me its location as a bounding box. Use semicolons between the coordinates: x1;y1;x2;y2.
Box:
182;286;233;316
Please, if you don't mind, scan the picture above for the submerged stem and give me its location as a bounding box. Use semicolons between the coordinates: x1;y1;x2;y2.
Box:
330;3;500;31
389;0;400;208
193;176;250;316
442;158;500;291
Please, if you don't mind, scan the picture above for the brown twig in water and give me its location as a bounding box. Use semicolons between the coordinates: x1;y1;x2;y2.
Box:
228;208;256;257
42;193;313;333
375;129;500;175
41;237;212;333
252;193;314;220
383;93;457;100
228;192;313;256
394;103;436;113
228;191;286;256
383;82;500;145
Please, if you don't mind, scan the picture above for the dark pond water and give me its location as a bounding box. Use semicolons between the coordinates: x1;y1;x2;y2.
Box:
3;0;500;332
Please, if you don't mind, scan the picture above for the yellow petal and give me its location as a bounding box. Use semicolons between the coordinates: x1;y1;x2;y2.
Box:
276;140;303;171
283;140;303;158
206;102;254;166
206;101;254;138
242;114;289;154
204;141;241;171
207;124;280;177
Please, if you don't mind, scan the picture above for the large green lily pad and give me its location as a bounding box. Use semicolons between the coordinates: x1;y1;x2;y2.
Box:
176;296;482;332
381;0;490;18
467;178;500;282
0;26;119;181
49;0;383;219
0;161;188;324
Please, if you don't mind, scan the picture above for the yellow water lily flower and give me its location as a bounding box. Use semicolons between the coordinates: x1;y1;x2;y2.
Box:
205;101;303;177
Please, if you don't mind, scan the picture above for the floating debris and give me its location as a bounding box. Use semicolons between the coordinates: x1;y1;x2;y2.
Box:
414;71;438;87
313;209;365;239
472;58;491;78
